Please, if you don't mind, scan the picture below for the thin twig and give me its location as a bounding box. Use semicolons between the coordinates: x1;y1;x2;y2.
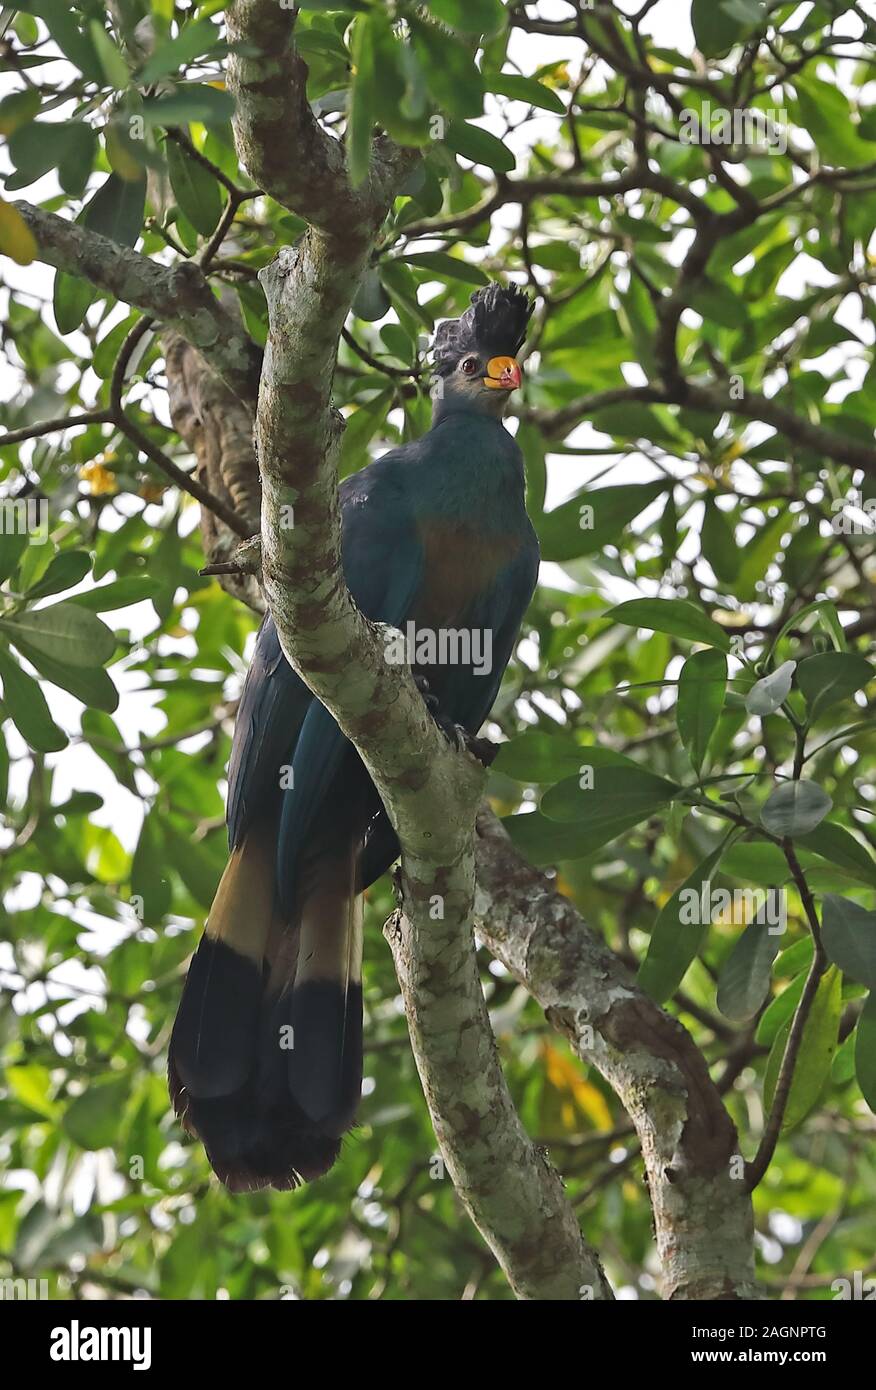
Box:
745;841;827;1191
0;409;113;447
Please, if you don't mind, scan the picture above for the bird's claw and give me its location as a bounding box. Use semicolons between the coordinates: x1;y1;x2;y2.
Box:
414;674;440;714
415;675;496;766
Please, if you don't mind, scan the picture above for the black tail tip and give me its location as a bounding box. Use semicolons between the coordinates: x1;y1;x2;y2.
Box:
168;1057;343;1192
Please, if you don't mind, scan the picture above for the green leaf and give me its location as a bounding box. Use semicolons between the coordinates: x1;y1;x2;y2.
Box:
734;513;788;602
496;732;600;783
766;599;847;665
689;278;749;331
700;498;740;585
400;252;488;287
0;532;29;585
793;76;873;168
138;18;221;84
57;123;97;198
81;709;137;794
165;824;222;907
17;1;103;83
0;601;116;668
16;535;53;595
638;833;735;1004
8;635;119;714
340;392;392;466
88;20;130;89
757;968;807;1046
716;915;782;1021
746;660;795;716
71;577;159;611
722;839;792;886
131;809;172;925
0;88;41;137
347;15;377;188
166;138;223;236
93;313;142;379
539;481;667;562
83;172;147;248
798;823;876;891
427;0;505;33
855;991;876;1113
605;598;732;651
352;269;390;322
380;259;432;331
676;647;727;773
503;806;651;864
761;781;832;837
691;0;760;56
53;269;95;335
763;967;841;1133
24;550;91;601
482;71;565;113
541;763;679;825
409;18;483;119
12;11;39;45
444;120;516;174
592;402;678;445
821;895;876;988
5;1063;57;1118
143;84;235;129
63;1076;130;1150
831;1029;857;1085
0;644;67;751
796;651;873;722
8;120;73;188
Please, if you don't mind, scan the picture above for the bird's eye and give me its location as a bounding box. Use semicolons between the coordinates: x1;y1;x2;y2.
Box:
460;356;478;375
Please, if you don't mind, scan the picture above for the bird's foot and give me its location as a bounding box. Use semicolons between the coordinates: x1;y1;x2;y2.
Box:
414;674;440;714
415;676;497;767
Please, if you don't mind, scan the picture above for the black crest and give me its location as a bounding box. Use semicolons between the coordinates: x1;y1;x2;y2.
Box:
432;282;534;376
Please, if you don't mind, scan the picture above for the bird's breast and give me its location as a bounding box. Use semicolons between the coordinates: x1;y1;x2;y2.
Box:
414;519;520;628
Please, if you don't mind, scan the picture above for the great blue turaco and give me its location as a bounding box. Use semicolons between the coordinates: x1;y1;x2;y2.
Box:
168;282;540;1191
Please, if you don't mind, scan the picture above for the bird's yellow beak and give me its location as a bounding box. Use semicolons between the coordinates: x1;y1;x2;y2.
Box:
483;355;522;390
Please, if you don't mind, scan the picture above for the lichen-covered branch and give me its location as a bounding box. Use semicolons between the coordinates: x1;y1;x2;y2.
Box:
474;809;761;1301
226;0;416;236
12;202;261;405
384;896;612;1300
164;332;263;610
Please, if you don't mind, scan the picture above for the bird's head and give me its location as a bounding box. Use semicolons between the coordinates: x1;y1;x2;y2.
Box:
431;282;534;419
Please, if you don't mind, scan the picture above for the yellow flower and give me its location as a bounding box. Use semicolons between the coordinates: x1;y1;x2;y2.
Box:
0;198;37;265
80;461;118;496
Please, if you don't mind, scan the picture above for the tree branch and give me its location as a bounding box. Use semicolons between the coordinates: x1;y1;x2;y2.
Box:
528;379;876;476
384;890;612;1299
473;808;761;1301
11;201;261;406
744;840;827;1192
0;409;113;447
226;0;417;235
164;331;263;609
